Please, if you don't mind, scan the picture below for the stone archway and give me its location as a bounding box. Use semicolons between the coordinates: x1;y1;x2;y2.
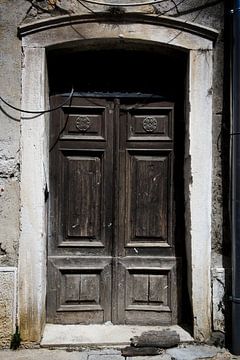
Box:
18;14;217;342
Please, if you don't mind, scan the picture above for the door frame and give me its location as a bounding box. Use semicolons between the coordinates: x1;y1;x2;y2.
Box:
18;14;217;342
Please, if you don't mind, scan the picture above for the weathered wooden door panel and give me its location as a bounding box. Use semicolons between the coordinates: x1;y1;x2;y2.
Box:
49;97;113;256
47;257;112;323
125;151;172;246
61;150;106;247
64;153;101;240
126;106;173;142
118;103;174;258
47;97;114;323
116;257;178;325
115;102;176;325
47;96;179;325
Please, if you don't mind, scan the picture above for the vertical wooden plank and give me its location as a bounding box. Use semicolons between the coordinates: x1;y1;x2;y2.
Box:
66;156;101;239
132;156;168;240
112;99;120;323
80;274;100;303
133;274;149;302
149;274;168;305
65;274;80;302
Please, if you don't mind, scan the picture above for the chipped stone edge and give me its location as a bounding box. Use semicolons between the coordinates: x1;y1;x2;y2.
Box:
212;267;225;333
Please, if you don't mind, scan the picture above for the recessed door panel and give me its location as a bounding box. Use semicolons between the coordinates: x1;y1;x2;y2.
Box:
61;105;107;140
127;107;173;141
63;152;103;244
47;257;112;324
125;151;171;246
116;257;178;325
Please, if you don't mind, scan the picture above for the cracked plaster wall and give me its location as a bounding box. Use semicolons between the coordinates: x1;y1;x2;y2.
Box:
0;0;225;346
0;0;29;267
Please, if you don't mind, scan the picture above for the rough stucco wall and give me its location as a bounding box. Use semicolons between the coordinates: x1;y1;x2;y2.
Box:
0;0;29;266
0;0;225;346
0;0;30;347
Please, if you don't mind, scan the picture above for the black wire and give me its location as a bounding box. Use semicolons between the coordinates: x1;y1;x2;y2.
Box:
49;94;74;152
79;0;171;6
76;0;96;13
169;0;180;14
0;105;21;122
156;0;185;15
0;88;74;114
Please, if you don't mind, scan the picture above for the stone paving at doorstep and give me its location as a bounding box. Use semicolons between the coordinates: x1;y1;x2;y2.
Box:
0;325;239;360
0;345;239;360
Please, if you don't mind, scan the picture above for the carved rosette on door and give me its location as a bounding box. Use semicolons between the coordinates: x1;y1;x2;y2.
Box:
47;95;179;325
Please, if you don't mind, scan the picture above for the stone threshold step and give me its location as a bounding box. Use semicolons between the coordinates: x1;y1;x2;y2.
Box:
41;324;193;348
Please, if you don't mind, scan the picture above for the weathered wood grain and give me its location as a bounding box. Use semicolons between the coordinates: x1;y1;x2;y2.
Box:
47;96;179;325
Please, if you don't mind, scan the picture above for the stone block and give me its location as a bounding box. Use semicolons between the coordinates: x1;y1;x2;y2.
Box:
0;267;17;347
126;355;172;360
166;345;219;360
88;356;122;360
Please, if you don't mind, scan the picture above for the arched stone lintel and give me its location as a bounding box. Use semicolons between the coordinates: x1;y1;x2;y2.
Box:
18;13;218;42
18;16;214;343
19;15;216;51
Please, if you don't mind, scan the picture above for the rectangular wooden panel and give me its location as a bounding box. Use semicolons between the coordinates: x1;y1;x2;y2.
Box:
126;270;171;311
127;106;173;141
65;155;101;239
61;105;106;140
134;156;167;238
125;152;172;246
47;257;112;324
61;271;101;308
63;273;100;305
116;257;178;325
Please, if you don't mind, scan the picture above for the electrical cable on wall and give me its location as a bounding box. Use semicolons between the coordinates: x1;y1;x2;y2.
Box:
0;88;74;119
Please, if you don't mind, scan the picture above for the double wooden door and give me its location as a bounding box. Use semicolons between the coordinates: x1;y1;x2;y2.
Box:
47;96;179;325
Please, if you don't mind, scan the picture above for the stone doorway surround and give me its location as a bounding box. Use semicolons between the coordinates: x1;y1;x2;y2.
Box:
18;14;218;343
